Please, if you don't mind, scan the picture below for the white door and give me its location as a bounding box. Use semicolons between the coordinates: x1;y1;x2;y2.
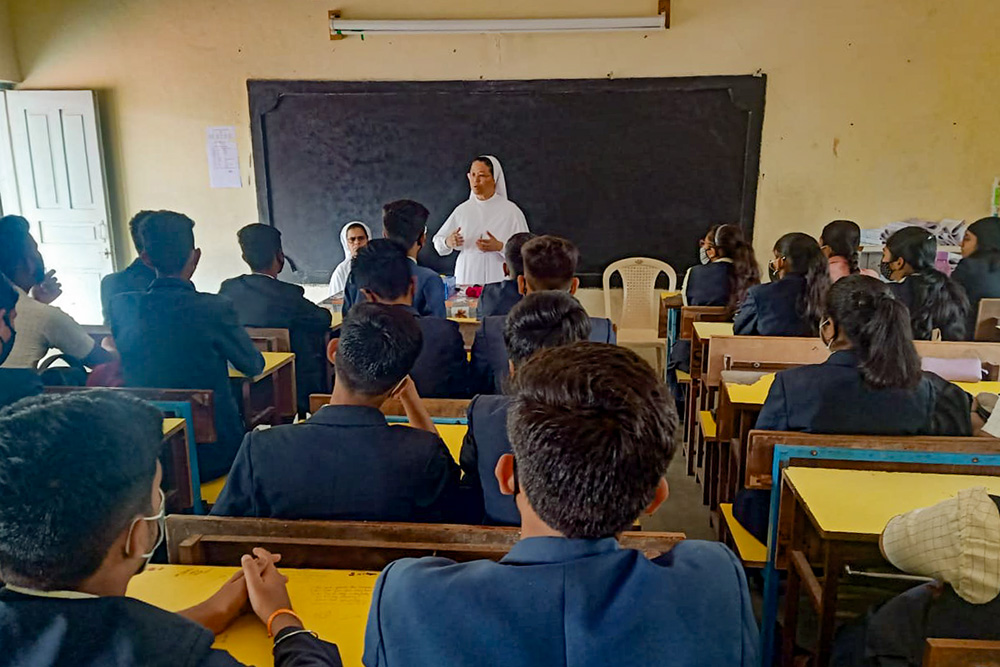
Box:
0;90;114;325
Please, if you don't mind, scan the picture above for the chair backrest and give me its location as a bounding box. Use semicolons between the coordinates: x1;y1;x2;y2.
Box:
308;394;470;420
923;638;1000;667
166;515;685;570
603;257;677;331
44;386;217;444
679;306;730;340
744;430;1000;489
246;327;292;352
974;299;1000;342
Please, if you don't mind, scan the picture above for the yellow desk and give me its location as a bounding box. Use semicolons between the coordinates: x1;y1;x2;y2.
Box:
779;467;1000;666
692;321;735;340
229;351;298;426
163;417;185;438
954;380;1000;396
784;467;1000;540
128;564;377;667
201;476;227;505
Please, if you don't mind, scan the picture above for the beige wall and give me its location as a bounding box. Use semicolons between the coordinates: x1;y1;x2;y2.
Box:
0;0;19;82
7;0;1000;292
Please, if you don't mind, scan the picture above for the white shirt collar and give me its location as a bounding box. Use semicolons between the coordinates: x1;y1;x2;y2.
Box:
4;583;98;600
251;272;276;280
713;258;734;264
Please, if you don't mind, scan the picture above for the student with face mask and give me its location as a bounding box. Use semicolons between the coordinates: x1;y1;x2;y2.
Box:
0;276;43;407
732;275;973;542
881;226;970;341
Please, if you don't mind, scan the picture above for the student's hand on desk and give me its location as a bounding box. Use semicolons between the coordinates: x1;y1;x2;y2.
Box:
177;569;251;635
242;547;299;634
30;270;62;304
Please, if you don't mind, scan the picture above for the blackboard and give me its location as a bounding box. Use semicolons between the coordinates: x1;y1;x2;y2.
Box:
248;76;766;286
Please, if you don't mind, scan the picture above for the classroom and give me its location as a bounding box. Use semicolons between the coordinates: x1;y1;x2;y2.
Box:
0;1;999;666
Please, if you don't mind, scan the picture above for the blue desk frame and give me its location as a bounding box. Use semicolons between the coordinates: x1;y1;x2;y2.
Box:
758;445;1000;666
151;400;204;515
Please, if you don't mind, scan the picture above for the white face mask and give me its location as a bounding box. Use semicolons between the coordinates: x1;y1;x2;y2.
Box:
126;488;165;571
699;246;710;265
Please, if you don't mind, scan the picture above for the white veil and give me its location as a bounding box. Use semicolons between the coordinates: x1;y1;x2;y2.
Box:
328;220;372;297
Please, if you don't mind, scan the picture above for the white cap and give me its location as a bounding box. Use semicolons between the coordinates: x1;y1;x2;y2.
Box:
882;487;1000;604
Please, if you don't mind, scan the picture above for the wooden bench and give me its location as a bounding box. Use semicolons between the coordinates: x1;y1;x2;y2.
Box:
309;394;470;420
719;502;766;568
923;638;1000;666
165;515;685;571
246;327;291;353
974;298;1000;343
744;430;1000;491
680;308;729;476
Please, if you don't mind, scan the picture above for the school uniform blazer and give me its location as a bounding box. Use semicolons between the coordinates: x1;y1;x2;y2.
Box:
470;314;617;395
459;394;518;525
343;261;447;319
684;261;733;307
0;588;342;667
476;279;522;318
99;258;156;324
363;537;759;667
109;278;264;481
0;368;43;408
218;273;332;413
397;305;471;399
754;350;972;435
211;404;460;522
951;255;1000;338
733;274;814;337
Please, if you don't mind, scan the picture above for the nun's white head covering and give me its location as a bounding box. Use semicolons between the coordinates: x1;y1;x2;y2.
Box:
328;221;372;297
469;155;508;201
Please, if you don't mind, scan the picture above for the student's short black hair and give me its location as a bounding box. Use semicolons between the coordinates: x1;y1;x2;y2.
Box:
382;200;430;249
351;239;412;301
127;211;156;253
504;232;535;278
0;215;31;280
0;391;163;589
470;156;494;176
0;276;17;313
237;224;282;272
521;235;579;291
503;291;592;369
140;211;196;276
337;302;423;396
507;343;678;539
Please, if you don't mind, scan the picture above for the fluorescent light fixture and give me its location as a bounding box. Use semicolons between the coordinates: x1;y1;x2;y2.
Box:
329;14;667;37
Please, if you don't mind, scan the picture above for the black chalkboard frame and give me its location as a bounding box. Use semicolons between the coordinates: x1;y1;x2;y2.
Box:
248;76;766;286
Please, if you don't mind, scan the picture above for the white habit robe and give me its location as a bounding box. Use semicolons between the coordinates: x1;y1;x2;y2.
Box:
433;155;529;286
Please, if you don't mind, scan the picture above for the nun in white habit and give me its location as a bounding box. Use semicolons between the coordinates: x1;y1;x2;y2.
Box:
328;221;372;297
433;155;529;286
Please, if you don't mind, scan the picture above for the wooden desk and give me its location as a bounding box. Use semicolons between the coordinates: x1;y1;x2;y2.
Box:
686;323;736;484
229;351;297;427
779;468;1000;666
161;418;193;512
128;564;377;667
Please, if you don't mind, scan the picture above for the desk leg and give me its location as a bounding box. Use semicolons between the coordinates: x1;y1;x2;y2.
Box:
816;546;844;667
781;492;809;666
274;359;297;423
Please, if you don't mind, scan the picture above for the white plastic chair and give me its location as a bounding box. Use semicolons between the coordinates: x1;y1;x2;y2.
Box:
602;257;677;377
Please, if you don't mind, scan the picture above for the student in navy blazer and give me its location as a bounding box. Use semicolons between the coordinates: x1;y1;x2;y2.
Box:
460;291;593;525
99;211;156;324
343;201;447;319
476;232;533;318
219;224;333;417
0;391;343;667
365;343;758;667
734;232;830;337
212;302;459;522
733;275;973;542
109;212;265;482
349;239;470;399
470;235;616;394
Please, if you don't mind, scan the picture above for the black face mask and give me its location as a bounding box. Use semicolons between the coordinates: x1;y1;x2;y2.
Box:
879;260;895;280
0;313;15;366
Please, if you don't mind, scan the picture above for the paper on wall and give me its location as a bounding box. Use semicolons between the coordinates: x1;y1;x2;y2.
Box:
205;126;241;189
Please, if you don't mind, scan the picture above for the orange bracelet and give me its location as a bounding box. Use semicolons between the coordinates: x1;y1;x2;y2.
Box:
266;608;303;638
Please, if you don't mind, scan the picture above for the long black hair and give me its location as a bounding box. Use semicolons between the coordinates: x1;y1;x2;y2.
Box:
820;220;863;274
826;275;922;389
967;216;1000;271
775;232;830;333
885;227;970;340
713;224;760;312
